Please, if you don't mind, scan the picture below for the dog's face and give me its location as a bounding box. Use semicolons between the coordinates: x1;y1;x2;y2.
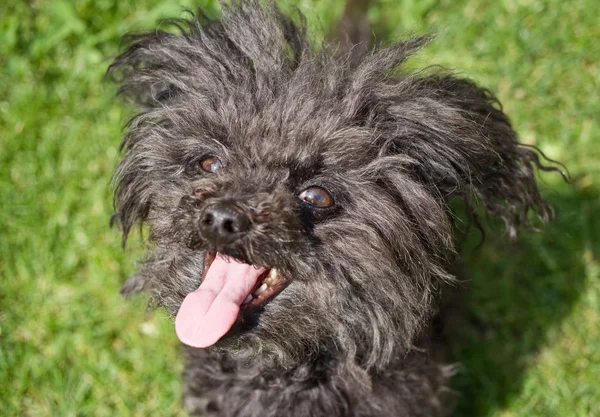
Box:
116;79;455;367
109;1;552;369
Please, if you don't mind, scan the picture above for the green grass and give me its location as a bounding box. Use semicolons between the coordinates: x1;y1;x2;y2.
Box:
1;0;598;416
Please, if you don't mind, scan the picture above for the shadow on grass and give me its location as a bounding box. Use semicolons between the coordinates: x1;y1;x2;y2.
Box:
449;183;598;416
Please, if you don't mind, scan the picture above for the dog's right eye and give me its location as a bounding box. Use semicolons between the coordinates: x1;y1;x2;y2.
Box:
200;156;223;173
298;187;334;208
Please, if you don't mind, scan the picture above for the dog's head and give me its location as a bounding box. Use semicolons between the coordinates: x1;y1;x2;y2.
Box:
108;1;555;370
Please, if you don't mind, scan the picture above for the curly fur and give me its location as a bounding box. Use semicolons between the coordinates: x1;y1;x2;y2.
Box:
107;1;559;416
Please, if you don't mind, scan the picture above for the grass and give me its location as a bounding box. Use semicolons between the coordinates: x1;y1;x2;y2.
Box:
0;0;598;416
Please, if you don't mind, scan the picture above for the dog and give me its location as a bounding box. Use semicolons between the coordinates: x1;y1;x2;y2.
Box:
108;1;559;415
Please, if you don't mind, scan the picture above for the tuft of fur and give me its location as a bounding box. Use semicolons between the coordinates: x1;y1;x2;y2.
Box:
107;1;560;416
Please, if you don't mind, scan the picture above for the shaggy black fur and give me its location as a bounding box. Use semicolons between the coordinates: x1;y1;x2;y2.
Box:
107;1;560;416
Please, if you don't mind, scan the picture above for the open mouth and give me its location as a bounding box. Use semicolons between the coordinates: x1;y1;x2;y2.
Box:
175;250;290;348
201;251;289;309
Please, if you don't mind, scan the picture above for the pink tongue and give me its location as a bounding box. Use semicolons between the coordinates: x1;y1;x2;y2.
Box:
175;254;265;348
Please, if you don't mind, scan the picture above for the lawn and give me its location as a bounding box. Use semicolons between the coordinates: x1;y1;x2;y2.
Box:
0;0;598;416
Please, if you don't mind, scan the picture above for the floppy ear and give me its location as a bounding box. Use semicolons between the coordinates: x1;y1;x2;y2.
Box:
344;41;564;237
106;3;309;110
384;74;562;237
105;28;186;242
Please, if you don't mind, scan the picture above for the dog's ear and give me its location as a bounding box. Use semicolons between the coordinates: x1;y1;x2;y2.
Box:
106;27;193;109
346;44;563;237
106;27;187;242
104;8;227;109
385;74;563;237
105;2;308;110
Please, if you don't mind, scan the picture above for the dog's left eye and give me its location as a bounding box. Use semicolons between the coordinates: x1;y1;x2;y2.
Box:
200;156;223;173
298;187;334;208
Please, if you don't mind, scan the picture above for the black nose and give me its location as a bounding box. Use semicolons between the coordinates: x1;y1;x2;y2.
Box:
199;203;250;245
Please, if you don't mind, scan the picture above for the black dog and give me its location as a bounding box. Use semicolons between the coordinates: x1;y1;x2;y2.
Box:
108;1;559;415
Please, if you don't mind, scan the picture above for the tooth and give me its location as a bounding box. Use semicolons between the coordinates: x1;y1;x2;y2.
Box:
243;294;253;305
264;269;279;285
254;283;268;296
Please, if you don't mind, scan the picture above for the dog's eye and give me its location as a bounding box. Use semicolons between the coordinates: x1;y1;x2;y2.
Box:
298;187;334;208
200;156;223;173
